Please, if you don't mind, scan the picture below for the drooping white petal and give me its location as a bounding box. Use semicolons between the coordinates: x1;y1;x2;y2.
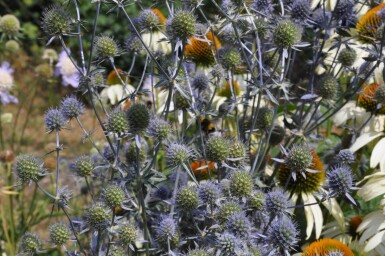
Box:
302;193;315;239
365;230;385;252
350;132;383;153
321;196;345;231
308;194;323;239
371;138;385;170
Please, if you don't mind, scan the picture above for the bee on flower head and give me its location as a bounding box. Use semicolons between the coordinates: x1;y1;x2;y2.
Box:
199;115;217;135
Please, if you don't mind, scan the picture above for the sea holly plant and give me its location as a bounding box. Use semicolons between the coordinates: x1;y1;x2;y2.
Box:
4;0;385;255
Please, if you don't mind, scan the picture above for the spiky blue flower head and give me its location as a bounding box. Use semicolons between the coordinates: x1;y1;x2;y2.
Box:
125;35;144;54
139;9;161;30
166;10;196;41
166;142;193;167
176;186;199;211
103;144;118;162
333;0;354;21
94;36;120;59
152;185;171;200
41;5;72;37
267;217;299;254
192;72;210;91
118;223;137;244
102;184;125;209
335;149;355;164
252;0;273;15
327;165;358;204
291;0;311;22
86;202;112;230
216;232;245;256
265;189;289;216
199;181;221;205
60;96;84;120
19;232;42;254
226;212;251;237
147;116;172;141
286;144;313;173
107;109;129;135
49;222;71;246
155;215;179;247
313;9;331;27
71;156;94;177
169;170;189;188
15;154;46;183
45;108;66;132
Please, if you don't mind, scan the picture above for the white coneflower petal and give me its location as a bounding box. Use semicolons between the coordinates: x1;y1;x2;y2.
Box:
370;137;385;169
320;194;345;230
358;173;385;201
350;131;383;153
365;230;385;252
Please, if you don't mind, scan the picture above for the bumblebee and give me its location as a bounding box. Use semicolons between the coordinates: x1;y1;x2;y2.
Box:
200;116;216;135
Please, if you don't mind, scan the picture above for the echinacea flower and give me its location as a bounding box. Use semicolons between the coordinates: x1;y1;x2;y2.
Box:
0;61;18;105
301;238;353;256
356;3;385;43
55;51;80;88
185;31;221;66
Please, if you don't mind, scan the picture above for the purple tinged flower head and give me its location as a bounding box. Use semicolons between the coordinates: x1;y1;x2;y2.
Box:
265;189;289;216
335;149;355;164
252;0;273;15
60;96;84;120
216;232;246;256
326;165;358;204
198;181;221;205
225;212;251;237
152;185;171;200
267;217;299;254
155;215;179;246
45;108;66;132
291;0;311;22
0;61;18;105
169;170;189;188
166;142;193;167
55;51;80;88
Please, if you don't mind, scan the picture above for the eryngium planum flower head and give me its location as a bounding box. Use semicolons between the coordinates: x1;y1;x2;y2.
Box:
126;103;150;132
338;48;357;67
49;222;71;246
102;184;125;209
15;154;45;183
219;47;242;69
41;5;72;37
60;96;84;120
155;215;179;247
147;116;172;141
199;181;221;205
71;156;94;177
291;0;311;22
86;202;112;230
267;217;299;254
125;35;144;54
327;165;358;204
187;249;210;256
206;136;230;162
273;20;301;48
286;144;313;173
94;36;120;59
230;171;254;197
218;201;242;223
192;72;210;91
265;189;289;216
0;14;20;37
216;232;244;256
45;108;66;132
176;186;199;211
19;232;42;254
118;223;137;244
226;212;251;237
139;9;161;30
335;149;355;164
167;10;196;40
107;109;129;135
166;143;192;167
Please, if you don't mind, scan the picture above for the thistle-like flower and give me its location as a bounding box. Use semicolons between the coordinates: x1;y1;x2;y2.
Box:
49;222;71;246
15;154;46;184
265;189;289;216
166;142;192;167
85;202;112;230
94;36;120;59
71;156;94;177
45;108;66;132
41;5;72;37
60;96;84;120
147;116;172;141
176;186;199;211
199;181;221;205
326;165;358;205
0;14;20;37
19;232;42;254
267;217;299;255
